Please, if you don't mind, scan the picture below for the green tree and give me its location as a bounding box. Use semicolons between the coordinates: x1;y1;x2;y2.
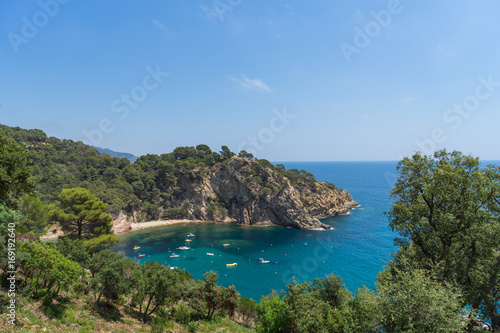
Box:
0;129;35;206
310;274;352;310
238;150;254;160
196;144;212;155
0;204;21;234
51;188;113;237
189;270;238;320
20;241;82;297
18;195;50;236
82;234;120;254
387;150;500;330
220;145;235;160
89;250;135;304
256;296;291;333
283;278;355;332
54;237;91;268
375;262;465;333
237;297;257;327
132;261;182;321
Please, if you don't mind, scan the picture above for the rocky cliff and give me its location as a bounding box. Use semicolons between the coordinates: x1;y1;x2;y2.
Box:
5;125;357;231
158;157;358;230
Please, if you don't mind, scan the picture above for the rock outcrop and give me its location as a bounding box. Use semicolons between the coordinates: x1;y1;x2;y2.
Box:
157;157;358;230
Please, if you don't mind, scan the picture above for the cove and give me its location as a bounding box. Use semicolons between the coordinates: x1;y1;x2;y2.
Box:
114;162;399;301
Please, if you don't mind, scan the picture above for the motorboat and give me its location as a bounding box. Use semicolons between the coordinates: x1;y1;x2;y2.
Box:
133;246;140;250
226;263;237;267
177;246;190;250
187;233;195;237
259;258;270;264
207;253;215;256
223;243;230;247
170;253;180;258
138;254;145;258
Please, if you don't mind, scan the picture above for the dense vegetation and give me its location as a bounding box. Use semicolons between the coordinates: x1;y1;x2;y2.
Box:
1;126;499;332
4;125;322;223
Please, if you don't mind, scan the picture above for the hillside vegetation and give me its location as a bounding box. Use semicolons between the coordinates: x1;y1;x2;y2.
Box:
1;126;498;332
5;125;357;229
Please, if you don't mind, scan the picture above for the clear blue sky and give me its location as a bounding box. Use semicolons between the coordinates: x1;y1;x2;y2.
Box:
1;0;499;161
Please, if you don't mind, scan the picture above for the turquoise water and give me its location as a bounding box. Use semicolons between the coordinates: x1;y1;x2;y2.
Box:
114;162;399;301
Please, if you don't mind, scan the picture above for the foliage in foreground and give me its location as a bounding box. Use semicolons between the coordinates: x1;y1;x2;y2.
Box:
1;127;497;332
387;150;500;331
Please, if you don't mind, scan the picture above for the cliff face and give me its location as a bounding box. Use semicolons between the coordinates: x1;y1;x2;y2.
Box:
6;125;356;230
167;157;357;230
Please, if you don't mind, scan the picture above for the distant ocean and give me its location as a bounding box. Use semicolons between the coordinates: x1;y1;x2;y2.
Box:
114;161;403;300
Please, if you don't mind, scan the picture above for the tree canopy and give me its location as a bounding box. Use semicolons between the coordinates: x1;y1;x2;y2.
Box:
387;150;500;330
0;128;34;207
51;187;113;237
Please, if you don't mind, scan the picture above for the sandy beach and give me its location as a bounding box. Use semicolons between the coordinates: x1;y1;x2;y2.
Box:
130;219;204;231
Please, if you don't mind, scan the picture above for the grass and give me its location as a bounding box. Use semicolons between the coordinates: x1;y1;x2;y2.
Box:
0;290;256;333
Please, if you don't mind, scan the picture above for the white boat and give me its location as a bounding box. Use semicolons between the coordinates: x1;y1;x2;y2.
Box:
187;233;195;237
259;258;270;264
207;253;215;256
177;246;190;250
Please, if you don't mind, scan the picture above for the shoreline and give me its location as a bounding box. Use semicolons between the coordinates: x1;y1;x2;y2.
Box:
130;219;206;231
41;204;358;240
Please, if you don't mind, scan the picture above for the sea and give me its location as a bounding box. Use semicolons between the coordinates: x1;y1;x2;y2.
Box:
113;162;402;301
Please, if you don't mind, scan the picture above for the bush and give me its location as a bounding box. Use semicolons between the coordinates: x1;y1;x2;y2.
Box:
187;321;199;333
172;303;192;325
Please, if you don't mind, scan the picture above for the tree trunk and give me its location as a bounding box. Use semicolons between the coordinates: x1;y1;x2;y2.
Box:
143;296;154;320
96;289;104;304
147;303;160;317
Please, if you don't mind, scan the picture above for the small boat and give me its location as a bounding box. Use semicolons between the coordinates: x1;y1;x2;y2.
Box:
259;258;270;264
177;246;190;250
207;253;215;256
170;253;180;258
226;263;237;267
223;243;230;247
187;233;195;237
138;254;145;258
185;239;192;242
133;246;140;250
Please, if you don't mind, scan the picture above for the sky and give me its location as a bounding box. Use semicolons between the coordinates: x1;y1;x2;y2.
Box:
1;0;500;161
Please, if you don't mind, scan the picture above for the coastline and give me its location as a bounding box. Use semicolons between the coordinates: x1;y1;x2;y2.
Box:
130;219;204;231
41;204;358;240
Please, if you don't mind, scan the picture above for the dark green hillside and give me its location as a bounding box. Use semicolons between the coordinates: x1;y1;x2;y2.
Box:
3;125;356;227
